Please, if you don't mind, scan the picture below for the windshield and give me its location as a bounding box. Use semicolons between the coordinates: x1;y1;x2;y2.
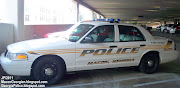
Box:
66;24;94;42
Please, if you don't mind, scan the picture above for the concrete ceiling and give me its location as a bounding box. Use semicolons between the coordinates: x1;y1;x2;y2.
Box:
80;0;180;21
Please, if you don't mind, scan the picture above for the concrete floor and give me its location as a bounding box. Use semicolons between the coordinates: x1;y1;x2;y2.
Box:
48;72;180;88
0;30;180;88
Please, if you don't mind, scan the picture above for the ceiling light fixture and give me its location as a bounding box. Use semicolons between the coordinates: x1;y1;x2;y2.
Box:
145;10;159;12
152;6;160;8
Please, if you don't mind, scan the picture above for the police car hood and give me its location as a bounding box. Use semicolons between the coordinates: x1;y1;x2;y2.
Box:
7;38;75;53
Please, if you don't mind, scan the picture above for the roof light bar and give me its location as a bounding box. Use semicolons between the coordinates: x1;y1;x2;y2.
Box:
107;19;114;21
93;19;119;21
88;19;121;23
93;19;106;21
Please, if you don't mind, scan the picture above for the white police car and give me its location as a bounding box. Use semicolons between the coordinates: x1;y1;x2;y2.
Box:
0;19;179;84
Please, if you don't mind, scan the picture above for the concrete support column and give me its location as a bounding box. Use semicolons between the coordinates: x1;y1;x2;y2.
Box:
0;0;24;42
17;0;25;42
164;21;166;24
77;3;79;22
174;19;179;24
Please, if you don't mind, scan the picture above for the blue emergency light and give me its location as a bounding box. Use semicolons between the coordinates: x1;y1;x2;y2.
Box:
93;19;106;21
92;19;120;23
117;19;120;21
107;19;114;21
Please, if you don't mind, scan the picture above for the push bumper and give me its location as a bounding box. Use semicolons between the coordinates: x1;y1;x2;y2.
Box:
0;53;32;76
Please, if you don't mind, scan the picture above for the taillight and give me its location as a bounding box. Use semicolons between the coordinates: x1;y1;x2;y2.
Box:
175;27;177;31
149;32;152;35
43;34;49;38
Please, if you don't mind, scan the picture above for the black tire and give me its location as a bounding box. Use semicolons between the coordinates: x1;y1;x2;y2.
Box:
32;56;66;85
163;29;167;33
139;53;159;74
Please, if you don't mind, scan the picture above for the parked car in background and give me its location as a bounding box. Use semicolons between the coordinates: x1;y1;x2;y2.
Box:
161;24;167;32
43;31;63;38
146;27;152;34
170;24;180;35
166;24;174;33
140;25;147;29
147;27;152;31
156;26;161;31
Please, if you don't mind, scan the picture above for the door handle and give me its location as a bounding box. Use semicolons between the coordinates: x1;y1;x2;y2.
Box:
110;46;117;48
140;44;146;47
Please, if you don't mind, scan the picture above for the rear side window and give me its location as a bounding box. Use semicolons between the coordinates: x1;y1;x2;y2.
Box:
118;25;145;42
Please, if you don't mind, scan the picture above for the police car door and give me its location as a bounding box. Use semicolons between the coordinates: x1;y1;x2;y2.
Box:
76;25;118;70
112;25;147;67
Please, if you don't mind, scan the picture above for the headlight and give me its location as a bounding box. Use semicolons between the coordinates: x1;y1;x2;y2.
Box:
7;53;28;60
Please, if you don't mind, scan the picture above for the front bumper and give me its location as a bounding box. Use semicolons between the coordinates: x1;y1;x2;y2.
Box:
0;53;32;76
160;50;179;64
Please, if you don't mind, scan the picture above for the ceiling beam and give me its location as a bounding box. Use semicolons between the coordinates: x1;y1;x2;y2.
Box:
74;0;105;18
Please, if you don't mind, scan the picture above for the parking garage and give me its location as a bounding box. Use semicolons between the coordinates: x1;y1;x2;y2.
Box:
0;0;180;88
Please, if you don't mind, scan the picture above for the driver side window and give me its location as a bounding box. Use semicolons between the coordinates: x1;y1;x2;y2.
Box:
84;25;114;43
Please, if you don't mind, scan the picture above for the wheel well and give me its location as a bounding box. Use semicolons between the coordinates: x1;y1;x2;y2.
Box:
140;51;160;64
30;55;66;76
163;29;167;31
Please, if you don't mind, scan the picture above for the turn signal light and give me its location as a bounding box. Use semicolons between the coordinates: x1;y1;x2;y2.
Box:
16;55;27;59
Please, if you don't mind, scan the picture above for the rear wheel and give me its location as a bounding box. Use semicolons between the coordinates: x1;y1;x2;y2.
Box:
32;56;66;85
163;29;168;33
139;53;159;74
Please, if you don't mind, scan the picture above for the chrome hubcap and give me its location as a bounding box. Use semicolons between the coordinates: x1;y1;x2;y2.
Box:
148;60;154;67
45;68;54;76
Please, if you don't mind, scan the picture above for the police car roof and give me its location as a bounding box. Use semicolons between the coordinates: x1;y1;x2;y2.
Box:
80;21;138;27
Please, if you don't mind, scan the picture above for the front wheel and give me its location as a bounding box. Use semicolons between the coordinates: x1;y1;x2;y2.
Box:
163;29;168;33
32;56;66;85
139;53;159;74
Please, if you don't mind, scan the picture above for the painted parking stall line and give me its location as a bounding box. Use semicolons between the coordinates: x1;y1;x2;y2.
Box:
133;78;180;87
48;73;180;88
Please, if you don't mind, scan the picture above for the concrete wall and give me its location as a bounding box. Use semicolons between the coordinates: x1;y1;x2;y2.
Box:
0;23;14;54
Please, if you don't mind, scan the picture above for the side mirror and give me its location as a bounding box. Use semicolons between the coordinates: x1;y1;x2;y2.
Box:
82;37;93;43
